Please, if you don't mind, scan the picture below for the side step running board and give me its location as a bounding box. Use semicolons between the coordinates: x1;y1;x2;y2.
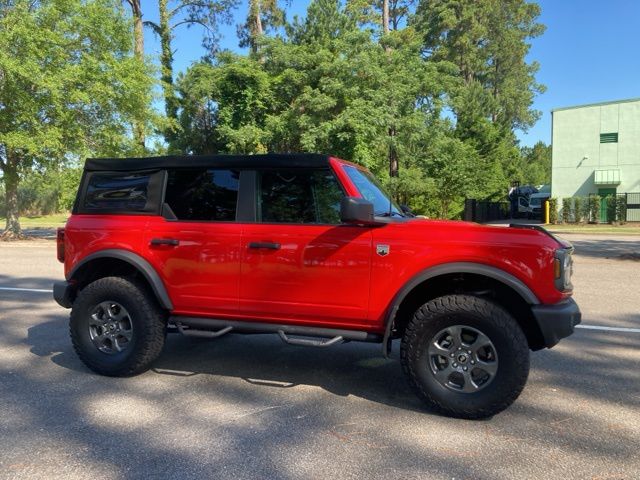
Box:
170;315;382;347
277;331;344;348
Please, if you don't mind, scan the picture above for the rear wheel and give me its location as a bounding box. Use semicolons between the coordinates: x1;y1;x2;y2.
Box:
401;294;529;419
70;277;166;376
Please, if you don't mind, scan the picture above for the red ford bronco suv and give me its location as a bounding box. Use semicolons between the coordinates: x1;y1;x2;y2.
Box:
54;154;580;419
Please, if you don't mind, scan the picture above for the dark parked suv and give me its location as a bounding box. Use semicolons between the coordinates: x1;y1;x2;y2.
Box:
54;153;581;419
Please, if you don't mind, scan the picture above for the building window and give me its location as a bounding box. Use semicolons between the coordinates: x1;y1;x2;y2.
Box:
600;132;618;143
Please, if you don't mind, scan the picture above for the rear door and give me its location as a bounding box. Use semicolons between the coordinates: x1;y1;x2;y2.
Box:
144;168;242;316
239;168;373;329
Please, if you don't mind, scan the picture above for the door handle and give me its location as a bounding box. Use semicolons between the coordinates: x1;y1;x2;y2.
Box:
150;238;180;246
248;241;280;250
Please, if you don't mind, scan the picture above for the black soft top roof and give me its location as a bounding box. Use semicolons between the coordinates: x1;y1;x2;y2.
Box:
84;153;331;172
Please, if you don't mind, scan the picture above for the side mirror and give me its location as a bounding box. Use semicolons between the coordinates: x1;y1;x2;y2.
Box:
340;197;376;225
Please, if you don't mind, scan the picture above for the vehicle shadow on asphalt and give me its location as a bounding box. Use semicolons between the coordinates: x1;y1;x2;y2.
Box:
0;274;60;290
569;239;640;260
8;311;640;478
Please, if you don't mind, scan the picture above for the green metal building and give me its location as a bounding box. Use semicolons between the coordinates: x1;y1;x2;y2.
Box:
551;97;640;220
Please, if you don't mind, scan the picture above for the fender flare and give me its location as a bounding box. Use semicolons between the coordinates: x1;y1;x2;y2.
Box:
68;249;173;310
381;262;539;357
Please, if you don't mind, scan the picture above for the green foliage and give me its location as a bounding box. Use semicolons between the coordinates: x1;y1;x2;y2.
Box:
573;196;583;223
0;0;157;233
561;198;571;224
616;196;627;223
518;141;551;186
605;196;617;224
548;197;557;224
588;195;601;223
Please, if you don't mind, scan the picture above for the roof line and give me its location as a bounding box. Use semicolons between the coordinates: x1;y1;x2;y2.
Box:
552;97;640;113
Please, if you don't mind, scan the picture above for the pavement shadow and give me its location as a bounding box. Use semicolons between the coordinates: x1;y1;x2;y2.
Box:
568;238;640;260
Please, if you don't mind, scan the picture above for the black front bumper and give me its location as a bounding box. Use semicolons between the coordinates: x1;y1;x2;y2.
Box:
53;281;75;308
531;298;581;348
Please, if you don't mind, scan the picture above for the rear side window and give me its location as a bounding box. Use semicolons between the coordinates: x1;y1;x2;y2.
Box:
165;169;239;221
258;169;343;224
81;171;162;213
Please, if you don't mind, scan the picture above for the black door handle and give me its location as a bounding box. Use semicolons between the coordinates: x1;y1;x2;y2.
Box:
150;238;180;246
248;241;280;250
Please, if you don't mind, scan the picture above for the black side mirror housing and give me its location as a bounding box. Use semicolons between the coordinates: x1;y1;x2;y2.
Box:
340;197;378;225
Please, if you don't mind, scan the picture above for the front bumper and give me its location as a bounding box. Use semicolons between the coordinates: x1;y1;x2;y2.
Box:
53;281;75;308
531;298;581;348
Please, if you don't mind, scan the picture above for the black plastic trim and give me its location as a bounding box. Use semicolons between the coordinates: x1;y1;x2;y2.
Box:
68;249;173;310
53;281;74;308
382;262;540;356
531;298;581;348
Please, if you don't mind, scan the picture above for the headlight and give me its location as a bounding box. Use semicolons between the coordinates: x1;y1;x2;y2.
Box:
554;248;574;292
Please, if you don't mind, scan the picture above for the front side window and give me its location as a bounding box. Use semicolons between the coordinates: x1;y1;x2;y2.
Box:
258;169;343;224
165;169;239;221
343;165;401;216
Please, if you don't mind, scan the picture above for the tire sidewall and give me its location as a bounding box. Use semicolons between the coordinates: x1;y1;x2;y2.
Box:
70;278;158;374
403;296;529;417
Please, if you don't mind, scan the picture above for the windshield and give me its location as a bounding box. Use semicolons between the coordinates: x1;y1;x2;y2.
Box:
343;165;402;217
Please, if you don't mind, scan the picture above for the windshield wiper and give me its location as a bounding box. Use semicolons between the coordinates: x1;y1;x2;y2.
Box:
375;211;404;218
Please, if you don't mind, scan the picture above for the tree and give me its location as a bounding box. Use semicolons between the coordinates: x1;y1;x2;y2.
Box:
0;0;156;237
124;0;146;148
146;0;238;148
238;0;288;55
413;0;545;131
519;141;551;186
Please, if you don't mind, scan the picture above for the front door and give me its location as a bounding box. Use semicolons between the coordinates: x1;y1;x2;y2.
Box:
598;188;616;223
239;168;372;328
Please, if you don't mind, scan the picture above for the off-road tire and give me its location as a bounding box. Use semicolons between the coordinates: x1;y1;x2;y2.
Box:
70;276;166;377
401;294;530;419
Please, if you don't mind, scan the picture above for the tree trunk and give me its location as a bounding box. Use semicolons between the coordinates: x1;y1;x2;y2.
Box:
382;0;390;35
129;0;146;149
249;0;263;55
388;126;398;177
159;0;178;144
2;152;21;238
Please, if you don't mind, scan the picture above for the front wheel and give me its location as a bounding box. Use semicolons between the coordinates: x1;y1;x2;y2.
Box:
70;276;166;377
401;294;530;419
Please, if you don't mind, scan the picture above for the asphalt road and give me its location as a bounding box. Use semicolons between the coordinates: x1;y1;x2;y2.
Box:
0;234;639;480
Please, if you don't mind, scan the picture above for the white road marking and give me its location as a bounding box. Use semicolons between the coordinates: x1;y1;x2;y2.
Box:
576;325;640;334
0;286;53;293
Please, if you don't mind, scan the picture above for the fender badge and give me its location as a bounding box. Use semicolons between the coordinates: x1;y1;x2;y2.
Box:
376;244;390;257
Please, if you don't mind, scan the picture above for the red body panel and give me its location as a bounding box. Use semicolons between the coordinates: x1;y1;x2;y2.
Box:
63;158;569;335
239;223;372;328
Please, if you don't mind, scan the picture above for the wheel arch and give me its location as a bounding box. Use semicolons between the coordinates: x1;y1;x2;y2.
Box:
382;262;543;356
68;249;173;310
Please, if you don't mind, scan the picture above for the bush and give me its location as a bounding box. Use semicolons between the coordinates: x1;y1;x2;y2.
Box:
588;195;601;223
0;166;81;218
561;198;571;223
617;196;627;223
605;196;617;224
573;196;582;223
548;197;558;224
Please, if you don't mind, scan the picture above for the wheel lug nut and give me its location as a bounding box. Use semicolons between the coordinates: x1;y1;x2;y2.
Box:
453;363;458;367
450;353;454;358
471;360;475;365
467;350;471;354
463;367;468;371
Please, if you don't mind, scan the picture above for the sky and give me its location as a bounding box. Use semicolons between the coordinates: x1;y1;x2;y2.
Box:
140;0;640;147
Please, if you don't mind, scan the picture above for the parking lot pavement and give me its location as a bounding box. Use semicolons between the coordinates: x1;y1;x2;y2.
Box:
0;236;639;480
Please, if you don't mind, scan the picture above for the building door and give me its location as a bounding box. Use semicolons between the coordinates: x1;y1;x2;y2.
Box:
598;188;616;223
